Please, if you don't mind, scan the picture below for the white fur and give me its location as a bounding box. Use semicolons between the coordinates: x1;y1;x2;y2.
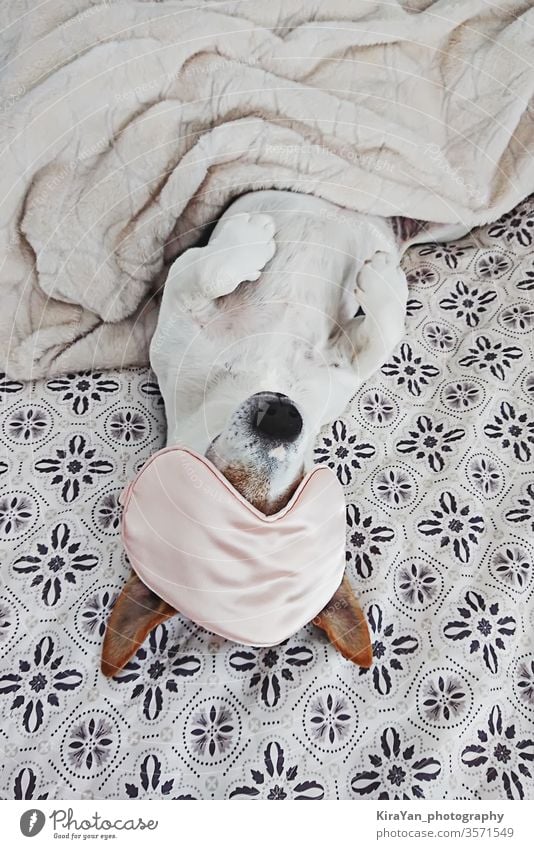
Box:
150;190;407;490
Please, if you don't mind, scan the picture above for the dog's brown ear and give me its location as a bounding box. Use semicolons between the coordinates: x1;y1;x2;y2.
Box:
313;573;373;668
101;573;176;677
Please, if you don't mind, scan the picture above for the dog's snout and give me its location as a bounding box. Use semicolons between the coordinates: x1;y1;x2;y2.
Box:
251;392;303;442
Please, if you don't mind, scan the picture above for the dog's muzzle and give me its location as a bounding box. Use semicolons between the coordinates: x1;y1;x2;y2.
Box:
250;392;303;442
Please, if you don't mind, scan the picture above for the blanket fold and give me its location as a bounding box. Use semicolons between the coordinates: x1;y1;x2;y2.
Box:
1;0;533;379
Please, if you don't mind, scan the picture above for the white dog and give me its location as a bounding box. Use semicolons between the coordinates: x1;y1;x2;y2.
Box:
101;190;461;676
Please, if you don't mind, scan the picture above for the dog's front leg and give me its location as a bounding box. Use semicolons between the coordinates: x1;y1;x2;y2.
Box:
158;212;276;327
333;250;408;381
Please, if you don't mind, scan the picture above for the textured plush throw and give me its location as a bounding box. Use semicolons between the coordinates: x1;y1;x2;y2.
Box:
1;0;533;378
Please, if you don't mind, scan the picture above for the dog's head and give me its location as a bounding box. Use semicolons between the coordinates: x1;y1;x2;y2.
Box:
101;389;372;676
166;346;357;506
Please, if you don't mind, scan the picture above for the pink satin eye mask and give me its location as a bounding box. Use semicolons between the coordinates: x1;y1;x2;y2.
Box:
119;447;346;646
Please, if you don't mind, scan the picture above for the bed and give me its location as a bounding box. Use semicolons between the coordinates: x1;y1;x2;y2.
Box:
1;196;533;800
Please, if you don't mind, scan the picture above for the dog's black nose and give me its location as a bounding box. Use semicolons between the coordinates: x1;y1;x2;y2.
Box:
251;393;303;442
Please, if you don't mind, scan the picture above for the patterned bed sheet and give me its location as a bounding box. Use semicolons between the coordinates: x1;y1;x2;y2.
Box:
1;198;534;801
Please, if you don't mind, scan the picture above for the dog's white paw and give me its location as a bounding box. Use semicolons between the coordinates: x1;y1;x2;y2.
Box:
355;250;407;311
212;212;276;289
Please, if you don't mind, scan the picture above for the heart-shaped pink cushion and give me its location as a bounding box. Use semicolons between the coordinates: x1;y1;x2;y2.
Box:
119;446;346;646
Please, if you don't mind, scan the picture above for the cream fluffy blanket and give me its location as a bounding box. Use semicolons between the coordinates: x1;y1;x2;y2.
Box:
1;0;533;379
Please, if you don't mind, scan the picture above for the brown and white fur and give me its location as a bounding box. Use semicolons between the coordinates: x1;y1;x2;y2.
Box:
101;189;467;677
